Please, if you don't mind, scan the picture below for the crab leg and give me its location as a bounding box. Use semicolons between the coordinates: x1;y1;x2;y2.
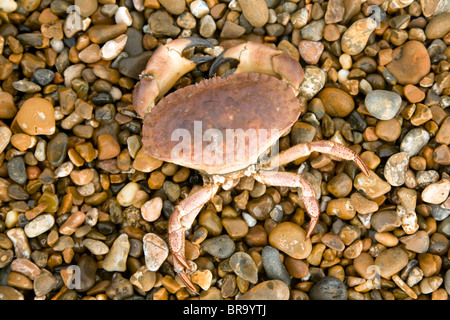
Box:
263;140;370;177
209;42;303;95
133;37;213;117
168;183;220;293
253;171;320;238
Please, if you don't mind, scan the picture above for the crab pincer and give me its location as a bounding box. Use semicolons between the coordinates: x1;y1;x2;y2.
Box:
133;37;214;118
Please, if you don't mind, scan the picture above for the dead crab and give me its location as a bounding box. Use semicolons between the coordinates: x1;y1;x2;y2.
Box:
133;37;370;294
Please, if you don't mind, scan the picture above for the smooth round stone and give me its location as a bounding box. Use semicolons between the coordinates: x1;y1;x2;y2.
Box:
238;0;269;27
301;19;325;41
431;204;450;221
97;134;120;160
375;247;409;279
46;132;69;167
159;0;186;14
354;252;375;279
76;255;97;292
0;286;24;300
298;66;326;100
33;272;58;297
13;98;55;136
32;69;55;86
317;87;354;117
222;218;249;239
24;214;55;238
354;170;391;200
117;182;140;207
247;194;275;220
147;11;180;38
143;233;168;271
141;197;163;222
327;173;352;198
101;34;127;61
371;210;402;232
201;235;235;259
268;222;312;259
285;257;309;279
341;18;377;55
425;12;450;39
0;0;17;13
74;0;98;17
261;246;291;286
0;92;17;119
365;90;402;120
103;234;130;272
237;280;289;300
384;152;409;186
88;23;128;44
83;239;109;255
421;180;450;204
229;251;258;284
7;157;27;185
399;230;430;253
400;127;430;157
309;276;348;300
386;41;430;85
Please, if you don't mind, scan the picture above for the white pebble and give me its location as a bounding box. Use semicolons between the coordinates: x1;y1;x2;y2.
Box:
0;0;17;13
133;0;145;11
190;0;210;18
101;34;128;61
117;182;140;207
242;212;257;227
54;161;74;178
5;210;18;229
337;69;350;83
24;214;55;238
115;6;133;26
50;39;65;53
109;86;122;101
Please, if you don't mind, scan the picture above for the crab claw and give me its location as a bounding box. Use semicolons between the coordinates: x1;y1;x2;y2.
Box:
209;41;304;96
133;37;213;118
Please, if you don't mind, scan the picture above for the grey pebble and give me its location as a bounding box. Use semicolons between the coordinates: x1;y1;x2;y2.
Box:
261;246;291;286
309;276;348;300
201;235;235;259
400;127;430;157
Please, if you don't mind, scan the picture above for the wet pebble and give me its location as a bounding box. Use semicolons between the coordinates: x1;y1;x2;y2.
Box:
365;90;402;120
261;246;291;285
309;276;348;300
229;251;258;284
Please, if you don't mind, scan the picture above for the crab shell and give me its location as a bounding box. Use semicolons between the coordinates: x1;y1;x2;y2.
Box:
142;72;301;175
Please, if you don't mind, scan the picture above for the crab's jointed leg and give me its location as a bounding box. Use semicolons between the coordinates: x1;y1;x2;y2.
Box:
209;41;304;96
133;37;213;118
263;140;371;177
168;183;220;294
254;171;320;238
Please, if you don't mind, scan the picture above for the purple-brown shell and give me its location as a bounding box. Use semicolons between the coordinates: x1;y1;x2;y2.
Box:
142;72;301;175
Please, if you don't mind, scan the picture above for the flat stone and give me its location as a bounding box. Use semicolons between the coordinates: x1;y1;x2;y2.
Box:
375;247;409;279
386;41;431;85
399;230;430;253
143;233;169;271
268;222;312;259
309;276;348;300
365;90;402;120
13;98;55;136
229;251;258;284
237;280;289;300
103;234;130;272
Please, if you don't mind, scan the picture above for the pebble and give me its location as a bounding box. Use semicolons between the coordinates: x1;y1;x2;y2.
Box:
261;246;291;285
422;180;450;204
374;247;409;279
341;18;377;55
117;182;140;207
268;222;312;259
425;12;450;40
143;233;168;272
354;170;391;200
13;98;55;136
383;152;409;186
201;235;235;259
386;41;431;85
103;234;130;272
298;67;326;100
83;239;109;255
0;92;17;119
33;271;58;297
399;230;430;253
141;197;163;222
365;90;402;120
159;0;186;15
24;214;55;238
7;157;27;185
237;280;289;300
309;276;348;300
400;127;431;157
229;251;258;284
101;34;127;61
238;0;269;27
317;87;355;117
298;41;324;65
